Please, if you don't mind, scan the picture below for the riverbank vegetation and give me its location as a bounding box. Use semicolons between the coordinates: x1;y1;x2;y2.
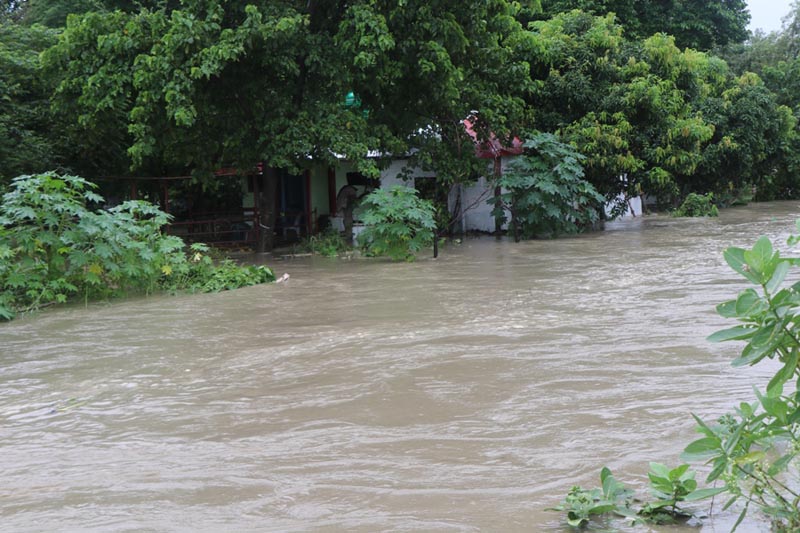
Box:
552;226;800;531
0;172;274;321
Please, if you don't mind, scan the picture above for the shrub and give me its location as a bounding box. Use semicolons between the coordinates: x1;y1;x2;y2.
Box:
0;172;273;320
672;192;719;217
357;185;436;261
491;131;605;241
296;228;350;257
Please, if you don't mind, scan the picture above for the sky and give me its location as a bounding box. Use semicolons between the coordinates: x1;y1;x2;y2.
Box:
747;0;794;33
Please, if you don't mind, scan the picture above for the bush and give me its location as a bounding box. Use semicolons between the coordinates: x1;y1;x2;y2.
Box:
296;228;350;257
672;192;719;217
0;172;274;320
491;132;605;241
357;185;436;261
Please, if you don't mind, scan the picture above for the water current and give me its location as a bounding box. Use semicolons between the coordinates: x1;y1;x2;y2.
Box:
2;202;800;532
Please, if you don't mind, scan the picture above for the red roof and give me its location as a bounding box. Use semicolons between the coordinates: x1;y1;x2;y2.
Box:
463;118;524;159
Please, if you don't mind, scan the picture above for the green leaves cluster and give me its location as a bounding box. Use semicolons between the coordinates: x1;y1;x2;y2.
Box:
41;0;534;185
549;464;723;528
492;132;604;240
0;22;58;185
357;185;436;261
539;0;750;51
554;227;800;531
682;232;800;531
529;10;795;209
0;172;274;320
672;192;719;217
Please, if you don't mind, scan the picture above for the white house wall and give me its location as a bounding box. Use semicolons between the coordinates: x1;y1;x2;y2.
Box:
377;156;641;234
379;159;433;187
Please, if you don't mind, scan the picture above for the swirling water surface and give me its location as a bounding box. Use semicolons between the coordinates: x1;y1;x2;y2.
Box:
2;202;799;532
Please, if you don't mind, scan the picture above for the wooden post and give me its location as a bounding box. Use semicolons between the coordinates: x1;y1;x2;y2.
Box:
493;157;503;238
253;173;261;247
256;166;279;253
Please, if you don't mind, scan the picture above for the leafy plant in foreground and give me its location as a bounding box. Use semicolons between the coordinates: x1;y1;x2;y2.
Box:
357;185;436;261
549;464;722;528
553;226;800;531
682;230;800;531
548;467;633;527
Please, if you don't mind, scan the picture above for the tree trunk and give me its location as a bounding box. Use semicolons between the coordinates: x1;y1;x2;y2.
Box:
512;212;520;243
256;167;279;253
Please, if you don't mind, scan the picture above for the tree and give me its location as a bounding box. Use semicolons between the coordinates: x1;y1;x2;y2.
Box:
2;0;180;27
0;21;58;186
527;12;717;207
44;0;536;250
539;0;750;51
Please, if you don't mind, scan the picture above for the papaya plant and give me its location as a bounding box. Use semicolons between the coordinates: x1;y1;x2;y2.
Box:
0;172;274;320
357;185;436;261
490;132;605;242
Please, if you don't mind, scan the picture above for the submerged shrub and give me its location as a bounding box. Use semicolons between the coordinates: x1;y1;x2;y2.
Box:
672;192;719;217
296;228;350;257
491;132;605;241
357;185;436;261
0;172;274;320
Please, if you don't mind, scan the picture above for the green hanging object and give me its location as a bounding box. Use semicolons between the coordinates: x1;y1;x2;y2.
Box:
344;91;369;118
344;91;359;108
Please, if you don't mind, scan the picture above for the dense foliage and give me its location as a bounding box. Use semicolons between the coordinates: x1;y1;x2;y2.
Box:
0;172;274;320
539;0;750;51
0;22;58;184
0;0;799;245
672;192;719;217
357;185;436;261
527;10;796;209
491;132;604;240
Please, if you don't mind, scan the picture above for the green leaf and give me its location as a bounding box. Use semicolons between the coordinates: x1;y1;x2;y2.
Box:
734;289;765;317
732;343;772;367
766;260;790;293
683;437;721;458
724;247;761;284
683;487;726;502
733;451;766;465
764;453;794;477
707;326;756;342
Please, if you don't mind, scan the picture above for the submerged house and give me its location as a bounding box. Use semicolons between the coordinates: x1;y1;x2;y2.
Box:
105;119;641;250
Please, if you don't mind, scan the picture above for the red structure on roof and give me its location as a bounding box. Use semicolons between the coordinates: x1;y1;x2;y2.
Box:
463;118;524;159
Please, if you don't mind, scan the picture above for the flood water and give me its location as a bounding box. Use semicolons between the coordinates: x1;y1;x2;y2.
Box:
2;202;799;532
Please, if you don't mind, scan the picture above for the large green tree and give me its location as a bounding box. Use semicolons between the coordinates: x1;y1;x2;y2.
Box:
525;10;791;209
0;21;58;185
539;0;750;51
44;0;536;248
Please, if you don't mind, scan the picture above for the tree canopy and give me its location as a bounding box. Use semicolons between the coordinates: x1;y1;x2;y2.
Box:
539;0;750;51
3;0;800;228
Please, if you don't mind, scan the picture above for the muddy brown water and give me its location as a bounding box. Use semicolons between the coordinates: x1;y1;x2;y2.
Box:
2;202;799;532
